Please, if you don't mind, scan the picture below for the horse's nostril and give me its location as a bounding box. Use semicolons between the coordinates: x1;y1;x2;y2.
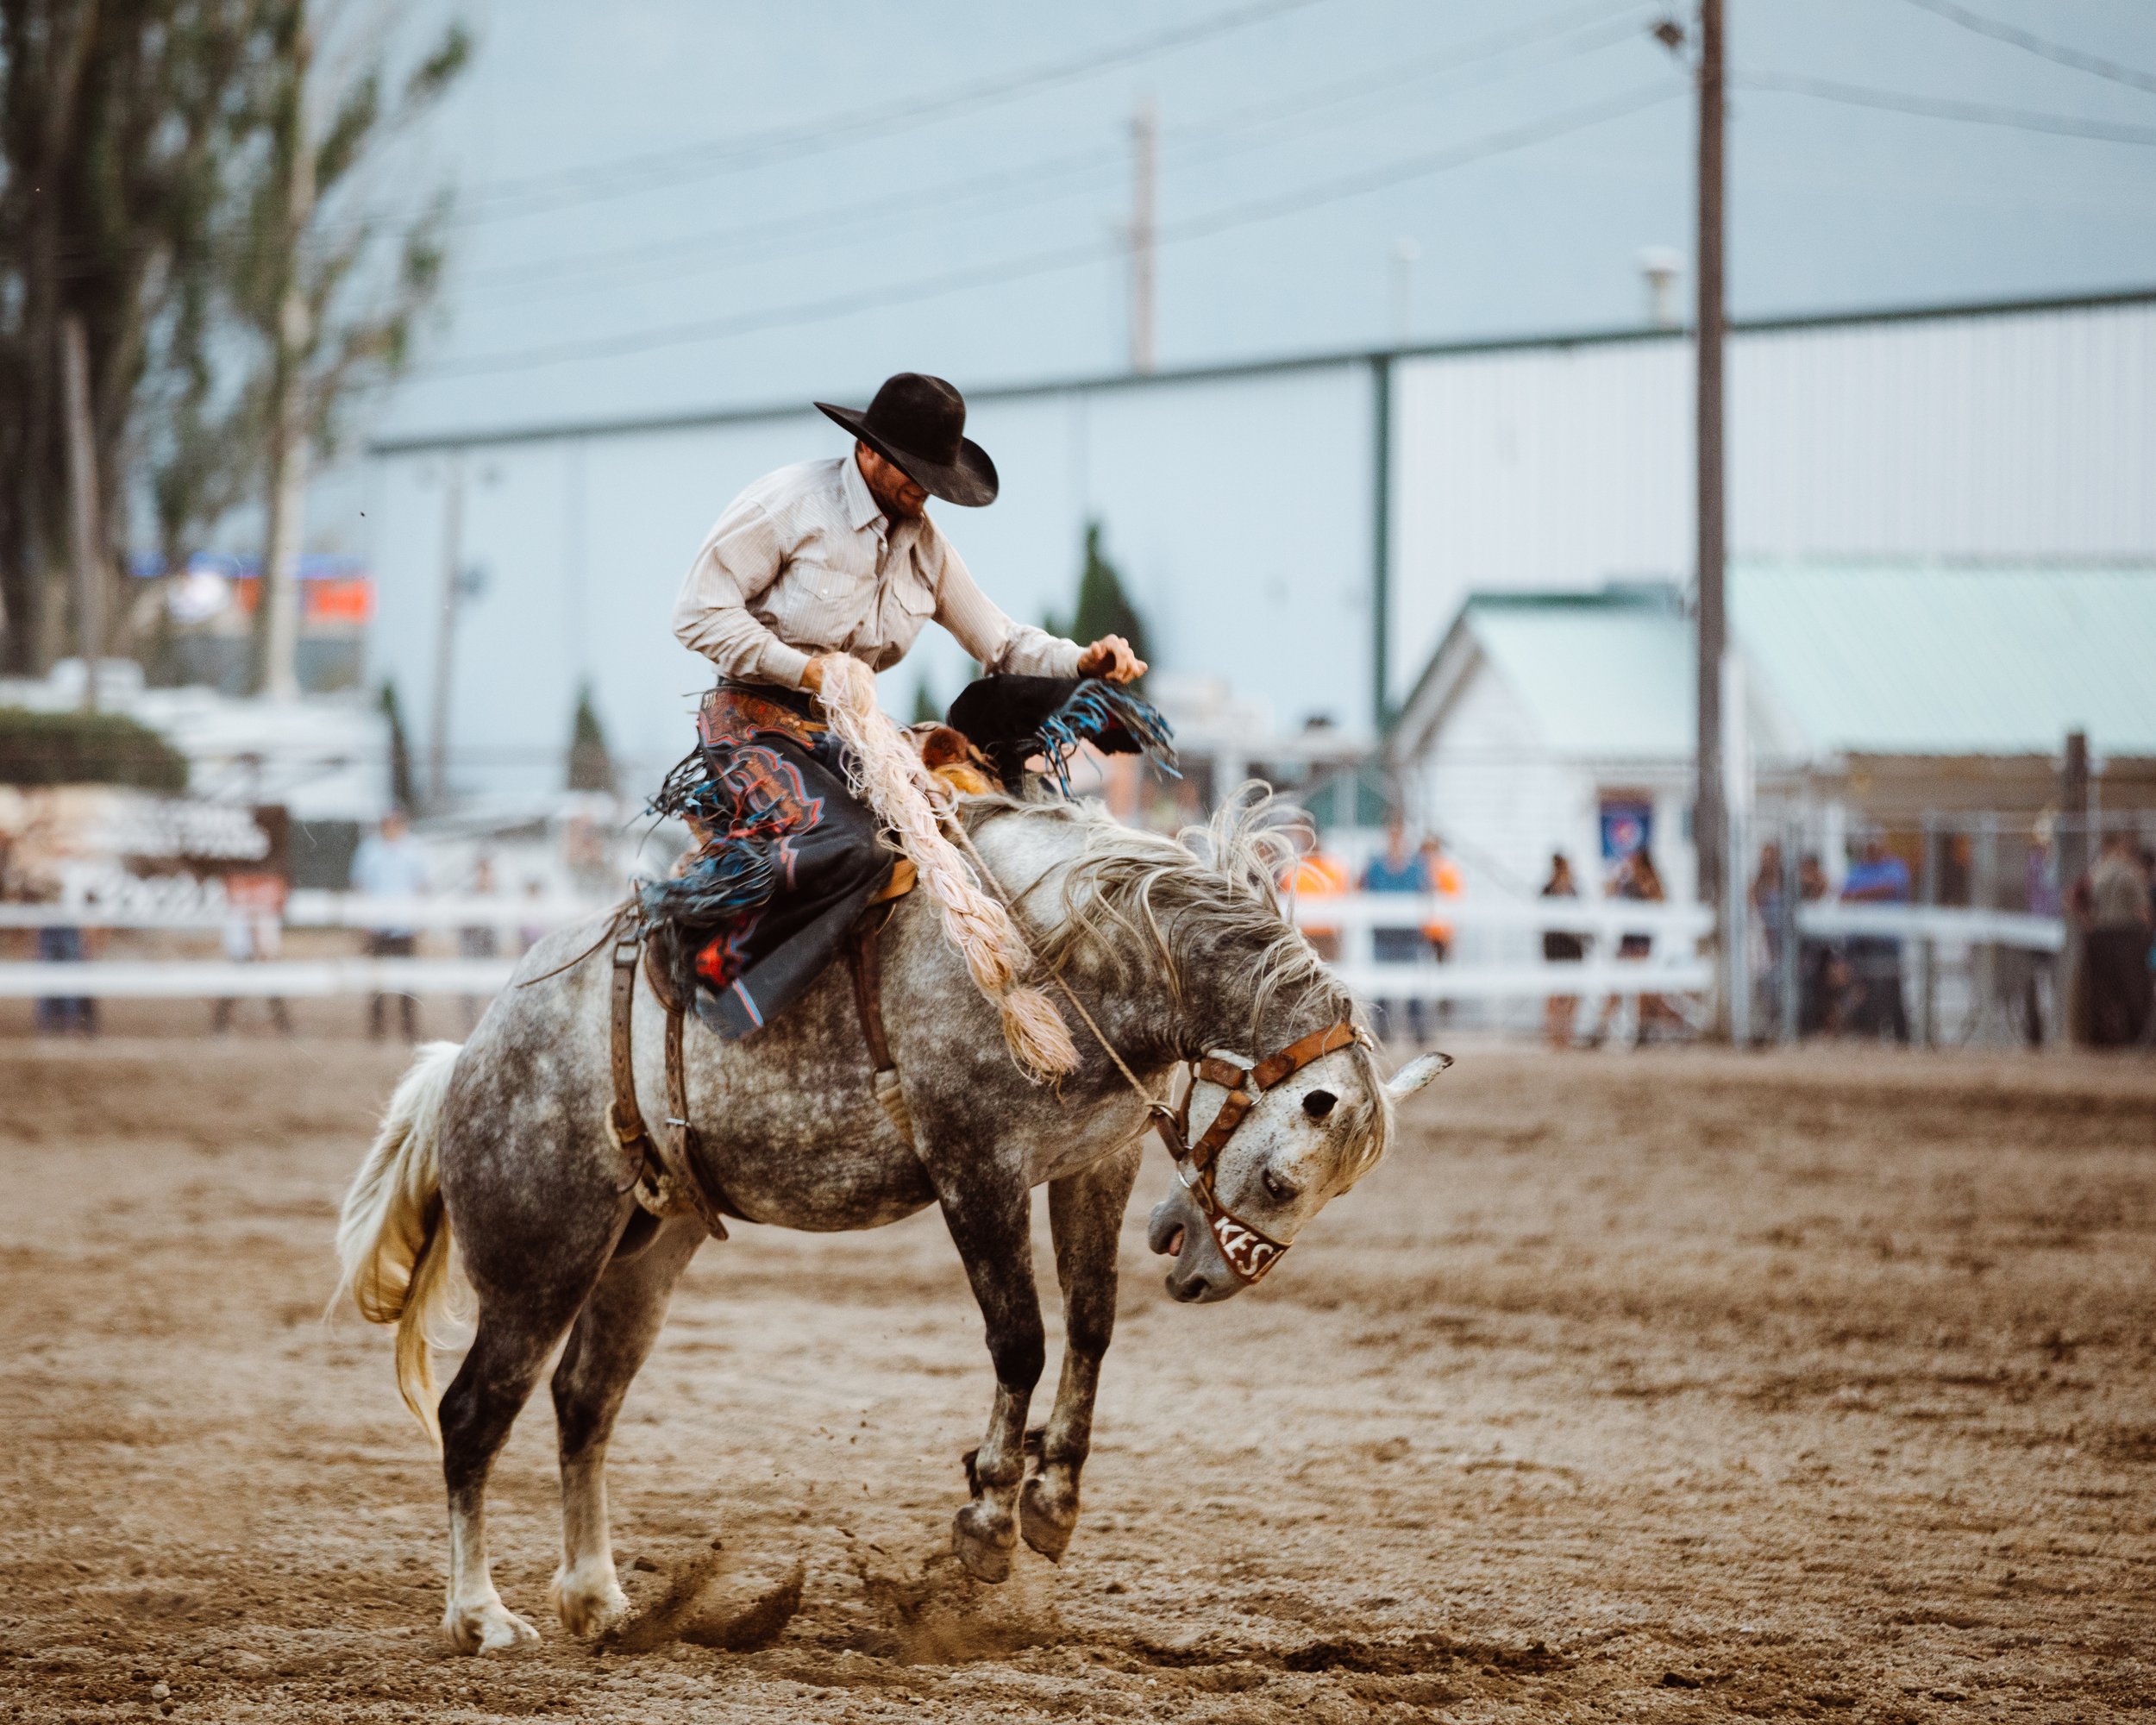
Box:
1303;1088;1338;1120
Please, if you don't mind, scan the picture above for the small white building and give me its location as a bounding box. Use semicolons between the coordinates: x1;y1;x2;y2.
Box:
1386;563;2156;900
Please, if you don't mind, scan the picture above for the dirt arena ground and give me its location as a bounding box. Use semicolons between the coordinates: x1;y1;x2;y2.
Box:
1;1031;2151;1722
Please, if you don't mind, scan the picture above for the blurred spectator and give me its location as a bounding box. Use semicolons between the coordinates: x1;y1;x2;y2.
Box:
1539;853;1585;1049
2083;831;2152;1047
460;853;502;1032
518;877;550;954
1416;834;1463;960
1751;841;1785;1037
1840;836;1911;1043
351;809;427;1042
1797;851;1844;1036
1939;831;1974;906
211;870;292;1036
1282;828;1350;963
1359;819;1431;1046
34;920;96;1037
1594;847;1671;1045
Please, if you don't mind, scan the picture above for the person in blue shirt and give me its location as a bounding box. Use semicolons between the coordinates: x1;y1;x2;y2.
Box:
1839;835;1910;1043
350;810;430;1041
1360;819;1432;1046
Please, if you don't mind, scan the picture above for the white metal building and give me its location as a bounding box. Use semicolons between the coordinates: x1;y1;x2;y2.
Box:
361;287;2156;804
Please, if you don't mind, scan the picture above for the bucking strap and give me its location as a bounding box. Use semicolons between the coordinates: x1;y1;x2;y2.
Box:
609;912;731;1239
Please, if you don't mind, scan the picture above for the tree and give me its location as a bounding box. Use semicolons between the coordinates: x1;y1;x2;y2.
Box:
378;675;413;811
0;0;274;675
238;2;469;698
910;675;941;725
1064;520;1151;683
567;682;613;794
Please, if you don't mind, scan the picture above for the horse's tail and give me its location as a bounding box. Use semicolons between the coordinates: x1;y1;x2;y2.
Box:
334;1040;463;1448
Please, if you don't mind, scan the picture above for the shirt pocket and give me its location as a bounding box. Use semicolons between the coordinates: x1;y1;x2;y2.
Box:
894;561;937;618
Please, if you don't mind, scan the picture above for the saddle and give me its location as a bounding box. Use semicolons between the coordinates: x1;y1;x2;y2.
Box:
614;675;1181;1220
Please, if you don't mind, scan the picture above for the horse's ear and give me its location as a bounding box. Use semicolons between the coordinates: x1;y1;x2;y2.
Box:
1383;1051;1452;1104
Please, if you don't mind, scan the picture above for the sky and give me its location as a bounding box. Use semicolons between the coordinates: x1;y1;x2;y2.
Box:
348;0;2156;445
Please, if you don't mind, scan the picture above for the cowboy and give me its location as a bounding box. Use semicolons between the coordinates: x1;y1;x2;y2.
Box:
667;372;1144;1038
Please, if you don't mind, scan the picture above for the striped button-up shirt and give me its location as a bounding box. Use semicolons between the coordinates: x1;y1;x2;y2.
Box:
672;455;1082;690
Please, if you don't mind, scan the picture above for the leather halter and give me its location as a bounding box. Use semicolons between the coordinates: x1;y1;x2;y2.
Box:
1147;1019;1363;1286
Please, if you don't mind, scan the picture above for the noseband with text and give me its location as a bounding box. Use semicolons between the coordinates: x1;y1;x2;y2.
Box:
1148;1019;1364;1285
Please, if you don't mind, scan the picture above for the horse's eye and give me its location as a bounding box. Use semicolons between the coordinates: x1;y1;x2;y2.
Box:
1302;1089;1338;1120
1263;1168;1299;1204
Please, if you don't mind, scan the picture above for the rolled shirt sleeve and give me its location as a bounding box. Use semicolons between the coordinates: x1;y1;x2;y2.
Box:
671;498;816;689
932;538;1084;679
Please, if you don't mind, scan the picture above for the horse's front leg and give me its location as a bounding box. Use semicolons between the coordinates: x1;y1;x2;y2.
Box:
1023;1139;1142;1562
936;1172;1044;1584
548;1215;706;1638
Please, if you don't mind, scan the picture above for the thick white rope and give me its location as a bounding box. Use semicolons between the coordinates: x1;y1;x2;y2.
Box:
814;655;1078;1082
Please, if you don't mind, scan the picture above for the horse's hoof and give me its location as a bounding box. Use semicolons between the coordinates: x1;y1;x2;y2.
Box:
1019;1476;1075;1563
549;1566;630;1639
443;1600;541;1656
950;1506;1013;1584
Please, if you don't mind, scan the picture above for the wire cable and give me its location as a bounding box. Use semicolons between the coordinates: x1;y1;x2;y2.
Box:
1735;71;2156;147
1898;0;2156;99
436;0;1338;229
405;78;1683;380
458;2;1658;304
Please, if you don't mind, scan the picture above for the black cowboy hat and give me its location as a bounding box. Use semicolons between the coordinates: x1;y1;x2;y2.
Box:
814;372;999;508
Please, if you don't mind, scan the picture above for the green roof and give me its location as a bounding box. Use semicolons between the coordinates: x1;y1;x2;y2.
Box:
1732;562;2156;756
1438;564;2156;762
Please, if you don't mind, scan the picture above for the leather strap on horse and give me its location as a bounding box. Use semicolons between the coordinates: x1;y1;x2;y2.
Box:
848;910;918;1147
608;910;731;1239
1179;1021;1360;1177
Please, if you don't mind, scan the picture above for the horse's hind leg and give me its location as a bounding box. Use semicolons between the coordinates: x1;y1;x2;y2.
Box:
437;1276;598;1653
548;1217;705;1638
1023;1140;1142;1562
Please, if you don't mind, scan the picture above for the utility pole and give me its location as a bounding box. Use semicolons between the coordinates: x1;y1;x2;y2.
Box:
428;455;467;811
1129;97;1157;375
1371;355;1393;731
1694;0;1729;1011
60;316;103;712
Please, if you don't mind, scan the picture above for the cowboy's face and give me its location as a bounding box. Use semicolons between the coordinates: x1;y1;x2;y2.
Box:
856;442;929;520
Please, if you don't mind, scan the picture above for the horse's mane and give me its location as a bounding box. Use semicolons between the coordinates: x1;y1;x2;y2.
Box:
968;785;1392;1179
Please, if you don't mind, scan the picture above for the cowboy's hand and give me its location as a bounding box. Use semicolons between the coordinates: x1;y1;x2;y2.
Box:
799;656;828;695
1077;635;1146;684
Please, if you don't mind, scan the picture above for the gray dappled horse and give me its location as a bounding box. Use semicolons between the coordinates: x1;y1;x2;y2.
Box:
336;793;1446;1654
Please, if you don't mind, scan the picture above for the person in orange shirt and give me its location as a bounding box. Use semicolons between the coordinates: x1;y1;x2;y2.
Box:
1282;831;1351;962
1418;834;1463;959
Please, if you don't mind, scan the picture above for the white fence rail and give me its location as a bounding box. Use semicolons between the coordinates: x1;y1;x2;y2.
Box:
0;894;2067;1004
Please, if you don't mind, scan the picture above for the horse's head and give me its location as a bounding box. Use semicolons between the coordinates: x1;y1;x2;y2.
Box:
1148;1046;1448;1302
1002;783;1453;1303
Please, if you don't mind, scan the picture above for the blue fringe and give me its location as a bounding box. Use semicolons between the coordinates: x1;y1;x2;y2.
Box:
1036;681;1180;798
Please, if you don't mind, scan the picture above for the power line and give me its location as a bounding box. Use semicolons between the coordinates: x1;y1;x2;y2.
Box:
1734;72;2156;147
1899;0;2156;99
408;79;1683;381
457;1;1660;306
431;0;1338;230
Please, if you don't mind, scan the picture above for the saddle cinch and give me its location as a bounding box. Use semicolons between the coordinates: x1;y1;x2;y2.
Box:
605;674;1177;1240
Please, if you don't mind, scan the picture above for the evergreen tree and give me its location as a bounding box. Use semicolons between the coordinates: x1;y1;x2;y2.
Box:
1071;521;1151;683
378;677;414;812
909;675;941;725
567;681;614;793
